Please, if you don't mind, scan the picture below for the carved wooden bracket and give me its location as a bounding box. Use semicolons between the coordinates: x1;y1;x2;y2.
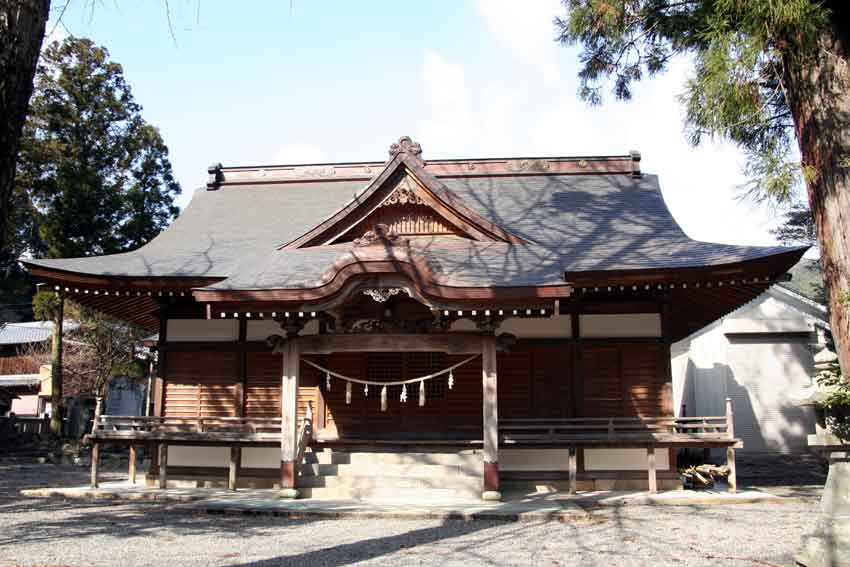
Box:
352;223;403;247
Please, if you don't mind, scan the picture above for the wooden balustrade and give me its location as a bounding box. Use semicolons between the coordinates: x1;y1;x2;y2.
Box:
90;399;740;495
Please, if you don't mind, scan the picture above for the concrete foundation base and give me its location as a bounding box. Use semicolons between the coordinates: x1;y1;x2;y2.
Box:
278;488;300;499
481;490;502;502
797;454;850;567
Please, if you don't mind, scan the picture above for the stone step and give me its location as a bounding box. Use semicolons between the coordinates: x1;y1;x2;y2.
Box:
300;485;480;502
297;474;483;492
303;449;482;467
298;462;483;478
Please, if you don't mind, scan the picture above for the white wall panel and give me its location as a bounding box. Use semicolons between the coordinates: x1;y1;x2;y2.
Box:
167;320;238;342
580;314;661;338
583;448;669;471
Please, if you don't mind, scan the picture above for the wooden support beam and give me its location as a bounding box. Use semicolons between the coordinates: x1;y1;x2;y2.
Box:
297;333;484;355
568;447;577;495
159;443;168;489
647;446;657;494
90;442;100;488
280;338;300;497
128;445;137;484
726;397;737;493
229;446;240;491
481;335;500;500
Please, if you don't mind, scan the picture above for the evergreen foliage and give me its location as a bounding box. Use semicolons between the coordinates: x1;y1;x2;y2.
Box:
555;0;826;203
1;37;180;321
17;37;180;259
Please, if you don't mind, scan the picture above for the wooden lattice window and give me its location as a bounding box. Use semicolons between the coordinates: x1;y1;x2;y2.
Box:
365;352;448;400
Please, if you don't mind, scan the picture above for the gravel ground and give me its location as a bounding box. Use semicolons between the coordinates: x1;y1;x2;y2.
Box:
0;460;823;567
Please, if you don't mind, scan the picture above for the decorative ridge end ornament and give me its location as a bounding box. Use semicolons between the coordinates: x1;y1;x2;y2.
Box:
353;223;403;247
629;150;642;178
389;136;424;165
207;163;224;189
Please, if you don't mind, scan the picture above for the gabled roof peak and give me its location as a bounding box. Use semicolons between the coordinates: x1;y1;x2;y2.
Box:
280;151;526;249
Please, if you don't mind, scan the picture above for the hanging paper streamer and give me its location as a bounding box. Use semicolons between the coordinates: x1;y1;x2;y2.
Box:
400;384;408;403
326;372;331;391
380;386;388;412
345;381;352;405
364;383;369;397
419;380;425;407
448;369;454;390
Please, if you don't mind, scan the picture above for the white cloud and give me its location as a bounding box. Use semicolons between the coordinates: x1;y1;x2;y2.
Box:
475;0;562;83
417;20;781;248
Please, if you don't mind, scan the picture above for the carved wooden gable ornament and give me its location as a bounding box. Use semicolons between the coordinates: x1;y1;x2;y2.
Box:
280;137;524;249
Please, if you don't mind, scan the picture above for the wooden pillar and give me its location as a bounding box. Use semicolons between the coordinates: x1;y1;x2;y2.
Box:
49;294;64;437
90;442;100;488
568;447;577;495
128;445;137;484
725;397;737;493
236;319;247;417
153;303;168;481
481;335;500;500
229;446;240;491
279;337;300;498
647;446;658;494
158;443;168;489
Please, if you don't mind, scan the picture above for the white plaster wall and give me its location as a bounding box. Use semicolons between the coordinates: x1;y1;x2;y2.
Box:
583;448;670;471
670;339;693;418
499;315;571;338
241;447;279;469
167;446;229;466
167;319;238;342
501;449;571;471
580;314;661;338
671;290;821;453
726;338;816;452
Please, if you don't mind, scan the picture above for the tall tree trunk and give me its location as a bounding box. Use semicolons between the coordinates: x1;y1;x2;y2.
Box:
49;294;63;436
0;0;51;258
782;3;850;377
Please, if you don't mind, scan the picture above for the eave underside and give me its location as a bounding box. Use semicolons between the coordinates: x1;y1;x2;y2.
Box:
36;269;781;341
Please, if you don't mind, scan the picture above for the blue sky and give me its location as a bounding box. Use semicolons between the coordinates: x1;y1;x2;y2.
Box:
47;0;792;248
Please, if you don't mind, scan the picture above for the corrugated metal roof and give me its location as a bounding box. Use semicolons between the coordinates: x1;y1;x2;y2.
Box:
0;321;81;346
0;374;43;387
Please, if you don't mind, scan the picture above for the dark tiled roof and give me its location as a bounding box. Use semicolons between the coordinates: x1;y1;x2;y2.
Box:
26;172;803;289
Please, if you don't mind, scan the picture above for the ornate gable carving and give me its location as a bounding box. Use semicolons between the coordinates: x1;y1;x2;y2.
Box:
280;136;525;249
382;178;425;207
352;224;403;247
339;174;464;242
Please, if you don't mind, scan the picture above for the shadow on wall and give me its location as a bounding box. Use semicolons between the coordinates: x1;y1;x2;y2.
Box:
679;355;816;455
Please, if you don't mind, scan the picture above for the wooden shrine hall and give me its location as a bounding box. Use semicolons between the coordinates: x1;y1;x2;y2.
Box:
24;136;806;500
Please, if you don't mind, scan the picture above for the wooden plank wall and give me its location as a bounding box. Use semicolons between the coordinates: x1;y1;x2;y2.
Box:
159;339;672;428
582;342;671;418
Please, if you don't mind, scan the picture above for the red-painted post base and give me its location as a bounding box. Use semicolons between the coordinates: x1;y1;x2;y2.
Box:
484;461;500;491
279;460;298;498
280;460;296;488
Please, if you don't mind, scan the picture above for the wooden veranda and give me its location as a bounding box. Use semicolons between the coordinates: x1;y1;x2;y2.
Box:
88;397;741;495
